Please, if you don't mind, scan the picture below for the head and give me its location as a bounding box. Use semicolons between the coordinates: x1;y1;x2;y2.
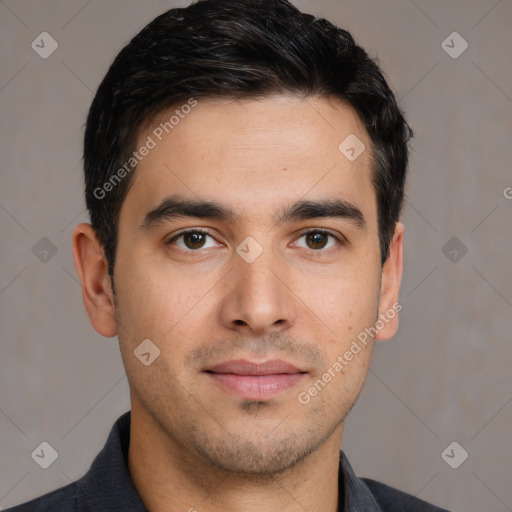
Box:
73;0;411;477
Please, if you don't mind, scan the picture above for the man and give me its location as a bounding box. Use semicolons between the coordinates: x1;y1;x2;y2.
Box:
7;0;451;510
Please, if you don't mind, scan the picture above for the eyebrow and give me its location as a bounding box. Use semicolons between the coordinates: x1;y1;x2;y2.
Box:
140;194;367;231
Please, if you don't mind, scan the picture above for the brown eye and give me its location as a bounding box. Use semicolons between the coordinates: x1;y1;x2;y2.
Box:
182;232;207;249
294;229;342;252
167;230;218;251
305;231;329;249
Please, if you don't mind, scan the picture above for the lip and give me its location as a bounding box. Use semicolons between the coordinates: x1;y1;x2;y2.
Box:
205;359;307;400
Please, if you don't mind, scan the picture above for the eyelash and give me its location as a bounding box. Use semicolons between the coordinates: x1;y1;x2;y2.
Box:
166;228;346;255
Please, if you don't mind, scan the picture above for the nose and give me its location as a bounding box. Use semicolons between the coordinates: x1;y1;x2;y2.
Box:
219;247;297;337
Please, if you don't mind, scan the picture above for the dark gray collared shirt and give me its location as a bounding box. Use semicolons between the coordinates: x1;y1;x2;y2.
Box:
6;411;450;511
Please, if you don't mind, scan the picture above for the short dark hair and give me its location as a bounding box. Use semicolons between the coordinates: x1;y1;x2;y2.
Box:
84;0;412;279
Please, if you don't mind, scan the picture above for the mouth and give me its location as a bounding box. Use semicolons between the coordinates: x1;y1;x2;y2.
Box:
204;359;308;400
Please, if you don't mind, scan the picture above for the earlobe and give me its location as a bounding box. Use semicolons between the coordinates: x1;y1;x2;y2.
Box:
375;222;404;341
71;223;118;338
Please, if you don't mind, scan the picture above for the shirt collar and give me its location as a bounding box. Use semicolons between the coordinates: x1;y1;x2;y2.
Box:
76;411;381;512
339;450;382;511
75;411;147;511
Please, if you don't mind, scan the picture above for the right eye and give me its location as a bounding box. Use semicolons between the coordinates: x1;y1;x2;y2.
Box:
166;229;221;252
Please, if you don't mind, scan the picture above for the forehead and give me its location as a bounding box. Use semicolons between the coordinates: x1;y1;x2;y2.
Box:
123;94;376;228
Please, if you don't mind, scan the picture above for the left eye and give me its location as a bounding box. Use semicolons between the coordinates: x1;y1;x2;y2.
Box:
294;230;340;251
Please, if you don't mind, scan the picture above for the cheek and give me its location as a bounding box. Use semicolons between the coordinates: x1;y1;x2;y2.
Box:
113;250;174;344
113;249;214;358
302;263;379;334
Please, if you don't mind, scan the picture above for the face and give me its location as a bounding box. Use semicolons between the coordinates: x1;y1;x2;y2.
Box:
77;94;403;476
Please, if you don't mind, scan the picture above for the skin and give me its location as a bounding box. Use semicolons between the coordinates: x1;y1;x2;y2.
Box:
72;94;404;512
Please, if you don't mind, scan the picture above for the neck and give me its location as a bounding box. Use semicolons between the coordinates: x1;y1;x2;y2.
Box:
127;401;343;512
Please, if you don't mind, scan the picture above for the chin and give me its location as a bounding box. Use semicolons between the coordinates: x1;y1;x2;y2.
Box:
188;422;334;477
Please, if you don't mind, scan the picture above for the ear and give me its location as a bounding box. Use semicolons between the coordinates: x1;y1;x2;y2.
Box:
71;223;117;338
374;221;404;341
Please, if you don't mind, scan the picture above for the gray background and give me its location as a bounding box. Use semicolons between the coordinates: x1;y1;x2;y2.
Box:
1;1;511;510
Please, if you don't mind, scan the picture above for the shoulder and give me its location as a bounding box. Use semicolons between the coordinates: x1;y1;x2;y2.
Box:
361;478;451;512
3;482;76;512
